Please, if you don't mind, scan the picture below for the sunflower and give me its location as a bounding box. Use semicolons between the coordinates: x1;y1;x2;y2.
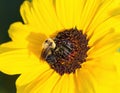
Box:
1;0;120;93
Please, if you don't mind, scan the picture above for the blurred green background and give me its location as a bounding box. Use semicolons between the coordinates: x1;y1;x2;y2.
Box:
0;0;24;93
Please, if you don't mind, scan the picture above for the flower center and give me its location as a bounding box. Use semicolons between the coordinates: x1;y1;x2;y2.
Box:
41;28;89;75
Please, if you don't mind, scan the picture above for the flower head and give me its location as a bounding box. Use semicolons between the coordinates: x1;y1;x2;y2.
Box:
1;0;120;93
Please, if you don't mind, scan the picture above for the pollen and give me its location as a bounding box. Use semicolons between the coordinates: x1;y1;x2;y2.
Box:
41;28;90;75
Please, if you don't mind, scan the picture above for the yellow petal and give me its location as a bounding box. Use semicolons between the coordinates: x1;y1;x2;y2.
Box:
26;32;47;58
114;52;120;75
51;74;69;93
67;74;77;93
55;0;86;29
8;22;32;46
58;74;69;93
16;84;27;93
22;71;61;93
79;0;104;32
88;15;120;46
87;0;120;35
83;53;120;93
0;48;40;75
8;22;48;57
0;42;20;53
87;15;120;58
16;63;50;86
88;34;120;59
0;41;26;49
75;69;97;93
20;0;63;36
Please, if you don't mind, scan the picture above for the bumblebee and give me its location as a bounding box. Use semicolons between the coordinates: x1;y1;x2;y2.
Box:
41;38;73;65
41;38;56;60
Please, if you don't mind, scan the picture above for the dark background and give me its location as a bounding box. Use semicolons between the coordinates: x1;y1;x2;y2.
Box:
0;0;24;93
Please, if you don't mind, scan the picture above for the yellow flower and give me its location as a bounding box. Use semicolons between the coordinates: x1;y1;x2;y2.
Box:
1;0;120;93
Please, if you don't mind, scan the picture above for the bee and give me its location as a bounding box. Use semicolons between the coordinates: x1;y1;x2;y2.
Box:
41;38;74;65
41;38;56;60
